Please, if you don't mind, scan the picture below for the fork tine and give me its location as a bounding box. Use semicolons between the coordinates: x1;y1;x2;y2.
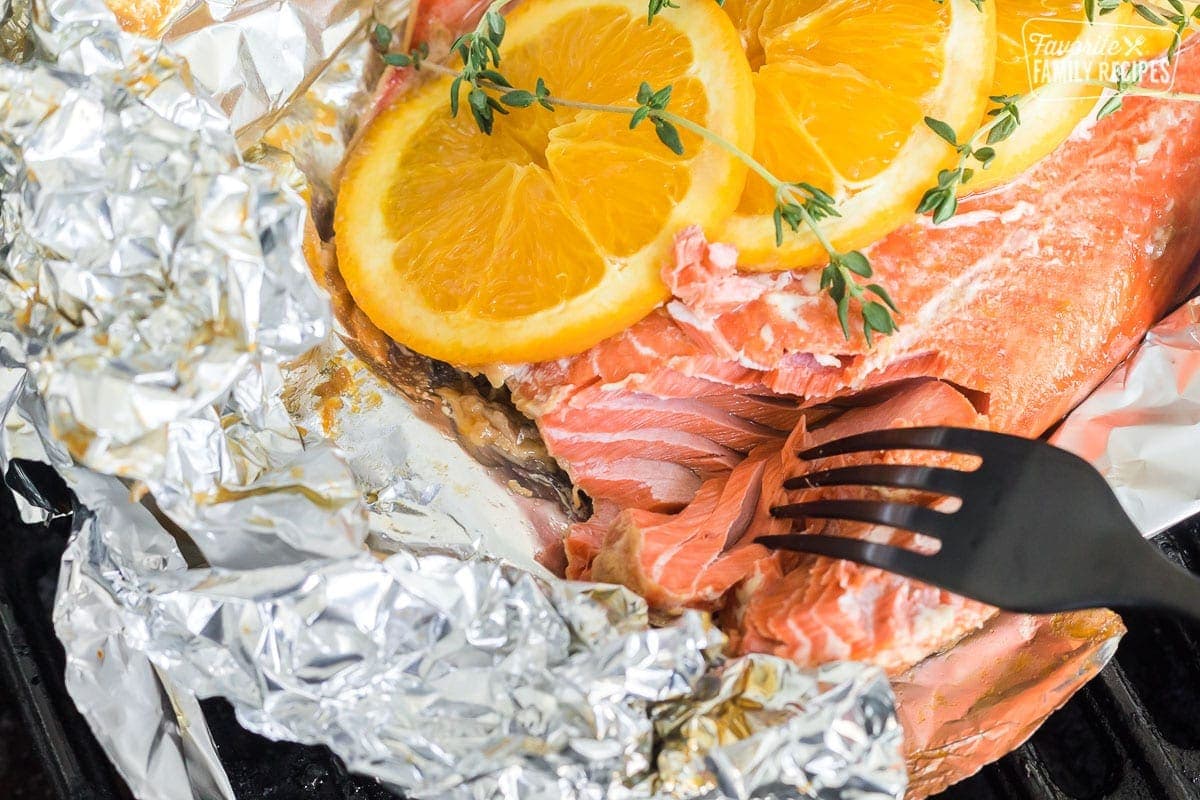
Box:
798;425;1008;461
782;464;968;496
757;533;935;579
769;498;953;538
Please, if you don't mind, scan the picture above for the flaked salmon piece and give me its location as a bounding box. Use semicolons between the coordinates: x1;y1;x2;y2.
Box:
736;381;995;675
563;499;620;579
563;392;789;453
573;378;995;676
510;328;805;510
725;380;994;675
587;442;792;608
732;547;996;675
515;342;805;510
510;47;1200;511
566;455;703;513
531;382;802;512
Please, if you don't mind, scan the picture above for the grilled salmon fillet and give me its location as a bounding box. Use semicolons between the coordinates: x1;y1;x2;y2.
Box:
727;381;994;671
581;378;998;674
509;51;1200;519
503;33;1200;741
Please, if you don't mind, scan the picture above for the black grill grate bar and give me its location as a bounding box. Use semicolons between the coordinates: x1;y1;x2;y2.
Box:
1094;666;1199;800
0;578;112;800
1000;744;1074;800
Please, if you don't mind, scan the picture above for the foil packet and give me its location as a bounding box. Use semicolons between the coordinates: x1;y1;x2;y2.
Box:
0;2;909;799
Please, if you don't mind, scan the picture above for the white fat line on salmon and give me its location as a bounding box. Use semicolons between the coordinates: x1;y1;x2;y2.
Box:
914;200;1037;230
554;428;741;458
759;294;847;368
665;300;778;372
624;330;668;361
853;210;1056;381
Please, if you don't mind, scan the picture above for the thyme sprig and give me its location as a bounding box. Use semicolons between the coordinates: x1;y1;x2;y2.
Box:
917;95;1021;223
370;8;900;343
1085;0;1131;19
1113;0;1200;60
1087;1;1200;116
630;82;685;153
647;0;726;25
932;0;987;11
1095;68;1145;118
769;183;897;342
916;0;1200;226
917;66;1200;225
1085;0;1200;61
1087;0;1195;25
444;2;515;133
647;0;681;24
372;23;430;66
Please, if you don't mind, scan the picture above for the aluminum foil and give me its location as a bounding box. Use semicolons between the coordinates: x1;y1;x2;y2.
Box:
0;2;909;800
654;658;902;800
0;0;31;61
282;337;571;576
1053;295;1200;536
57;492;904;800
130;0;374;143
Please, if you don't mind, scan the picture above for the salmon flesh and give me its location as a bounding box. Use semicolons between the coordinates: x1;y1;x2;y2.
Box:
508;50;1200;663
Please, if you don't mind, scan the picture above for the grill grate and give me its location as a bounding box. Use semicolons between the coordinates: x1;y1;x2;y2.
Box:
3;461;1200;800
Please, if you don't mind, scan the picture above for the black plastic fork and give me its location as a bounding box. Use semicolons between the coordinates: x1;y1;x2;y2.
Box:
759;426;1200;620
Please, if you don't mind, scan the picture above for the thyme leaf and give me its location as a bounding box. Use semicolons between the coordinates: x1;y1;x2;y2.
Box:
647;0;726;25
647;0;680;24
917;95;1023;224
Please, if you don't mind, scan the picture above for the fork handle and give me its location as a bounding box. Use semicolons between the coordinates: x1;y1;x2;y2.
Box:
1124;549;1200;623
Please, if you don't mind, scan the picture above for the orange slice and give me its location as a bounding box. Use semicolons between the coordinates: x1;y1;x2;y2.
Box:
962;1;1135;194
718;0;996;270
335;0;754;365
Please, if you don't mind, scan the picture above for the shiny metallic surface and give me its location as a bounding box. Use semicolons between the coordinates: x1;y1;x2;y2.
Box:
259;16;381;216
55;476;904;800
158;0;371;142
282;337;569;576
1053;295;1200;537
0;2;909;799
653;657;904;799
0;0;31;61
